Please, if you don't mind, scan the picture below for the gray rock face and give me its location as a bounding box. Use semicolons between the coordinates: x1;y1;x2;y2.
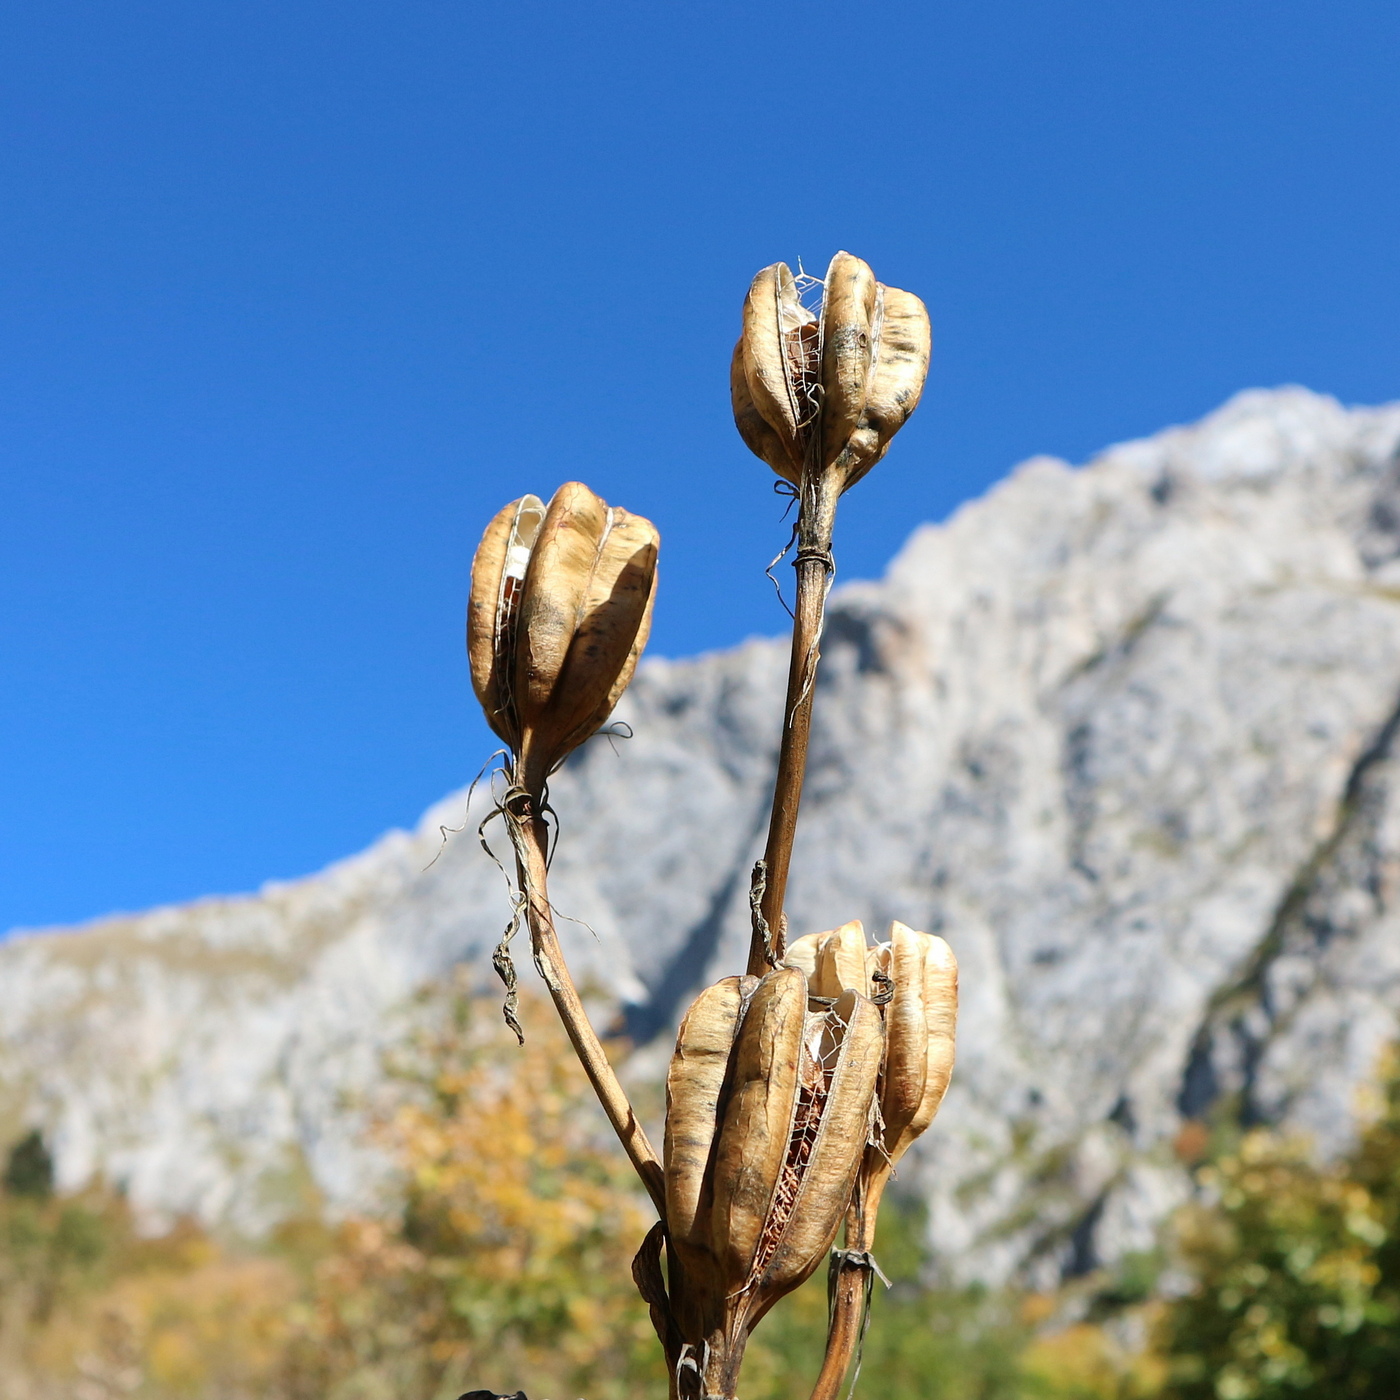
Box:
4;387;1400;1288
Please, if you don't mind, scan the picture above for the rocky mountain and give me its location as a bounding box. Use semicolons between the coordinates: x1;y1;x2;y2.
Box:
5;386;1400;1288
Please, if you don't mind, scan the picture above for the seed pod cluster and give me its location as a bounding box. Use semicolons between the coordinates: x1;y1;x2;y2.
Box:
731;252;931;493
663;964;885;1380
786;918;958;1215
467;482;659;795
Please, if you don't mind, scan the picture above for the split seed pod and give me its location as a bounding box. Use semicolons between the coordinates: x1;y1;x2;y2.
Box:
862;921;958;1215
661;964;884;1355
731;252;930;493
785;919;957;1216
467;482;659;794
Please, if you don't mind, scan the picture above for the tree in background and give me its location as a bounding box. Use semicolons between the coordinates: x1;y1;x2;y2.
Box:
1155;1052;1400;1398
291;979;665;1400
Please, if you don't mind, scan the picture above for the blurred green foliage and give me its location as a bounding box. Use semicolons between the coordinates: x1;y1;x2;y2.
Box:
1155;1051;1400;1399
3;1129;54;1199
740;1195;1035;1400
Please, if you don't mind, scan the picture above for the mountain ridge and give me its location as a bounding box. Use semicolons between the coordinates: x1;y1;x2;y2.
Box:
5;385;1400;1288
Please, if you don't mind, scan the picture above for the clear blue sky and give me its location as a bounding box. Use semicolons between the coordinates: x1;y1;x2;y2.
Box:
3;1;1397;933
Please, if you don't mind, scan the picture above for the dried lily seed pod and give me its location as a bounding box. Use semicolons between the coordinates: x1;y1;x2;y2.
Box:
902;931;957;1147
731;338;802;486
870;921;932;1154
860;922;958;1218
737;263;815;484
817;252;879;477
709;965;808;1286
833;285;931;491
514;481;609;728
661;967;888;1388
467;481;658;793
730;252;929;502
467;493;546;747
751;988;884;1306
812;920;871;1001
782;930;823;982
664;975;756;1251
525;494;658;769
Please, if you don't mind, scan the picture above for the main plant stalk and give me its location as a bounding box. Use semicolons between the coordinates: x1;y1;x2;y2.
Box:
748;469;841;977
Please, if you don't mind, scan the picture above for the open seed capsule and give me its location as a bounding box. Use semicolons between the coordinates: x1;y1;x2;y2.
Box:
730;253;929;496
781;919;957;1204
466;482;659;795
660;960;887;1376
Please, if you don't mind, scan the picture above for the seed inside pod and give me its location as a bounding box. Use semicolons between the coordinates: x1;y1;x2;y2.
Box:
748;988;883;1309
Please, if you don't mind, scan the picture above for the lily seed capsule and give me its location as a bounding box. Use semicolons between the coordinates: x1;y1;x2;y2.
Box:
466;481;659;795
730;252;930;495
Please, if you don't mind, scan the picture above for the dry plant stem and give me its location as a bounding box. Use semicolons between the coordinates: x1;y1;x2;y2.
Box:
808;1196;880;1400
505;791;667;1217
749;470;841;977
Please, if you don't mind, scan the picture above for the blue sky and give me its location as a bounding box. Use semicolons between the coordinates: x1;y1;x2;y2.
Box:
3;0;1397;932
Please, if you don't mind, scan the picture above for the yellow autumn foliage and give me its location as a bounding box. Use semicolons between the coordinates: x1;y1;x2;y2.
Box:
29;976;1400;1398
0;983;664;1399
